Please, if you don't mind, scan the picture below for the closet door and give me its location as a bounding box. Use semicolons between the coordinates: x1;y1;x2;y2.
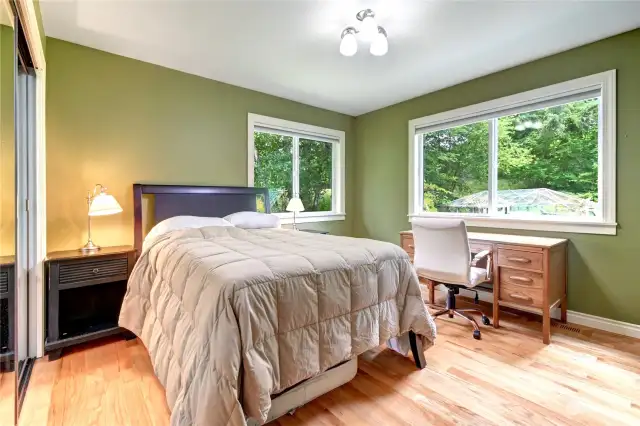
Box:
14;11;35;417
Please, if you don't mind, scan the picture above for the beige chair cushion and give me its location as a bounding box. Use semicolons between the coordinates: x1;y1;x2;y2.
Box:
468;267;488;288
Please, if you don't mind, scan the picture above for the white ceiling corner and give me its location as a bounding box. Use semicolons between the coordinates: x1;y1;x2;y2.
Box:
41;0;640;116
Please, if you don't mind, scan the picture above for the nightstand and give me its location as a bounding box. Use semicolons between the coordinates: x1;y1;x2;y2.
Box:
299;229;329;234
0;256;14;371
45;246;136;360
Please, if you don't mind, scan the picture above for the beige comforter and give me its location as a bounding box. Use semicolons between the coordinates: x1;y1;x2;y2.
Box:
119;227;436;426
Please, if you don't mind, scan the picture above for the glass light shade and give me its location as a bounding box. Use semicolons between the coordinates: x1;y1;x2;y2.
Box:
370;31;388;56
515;123;526;131
286;197;305;213
532;121;543;129
340;32;357;56
360;15;378;41
89;193;123;216
524;120;533;128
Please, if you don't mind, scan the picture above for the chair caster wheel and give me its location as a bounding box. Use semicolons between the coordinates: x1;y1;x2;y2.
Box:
448;313;454;319
481;315;491;326
473;330;481;340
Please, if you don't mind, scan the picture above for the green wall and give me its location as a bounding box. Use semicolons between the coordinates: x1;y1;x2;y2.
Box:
46;29;640;324
33;0;46;54
46;38;355;251
1;25;14;256
354;29;640;325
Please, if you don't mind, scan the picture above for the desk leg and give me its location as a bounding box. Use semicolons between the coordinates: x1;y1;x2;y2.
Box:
493;293;500;328
542;306;551;344
492;258;500;329
560;296;567;323
428;280;435;305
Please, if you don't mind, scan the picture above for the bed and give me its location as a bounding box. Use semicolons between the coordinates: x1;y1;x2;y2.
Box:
119;184;436;426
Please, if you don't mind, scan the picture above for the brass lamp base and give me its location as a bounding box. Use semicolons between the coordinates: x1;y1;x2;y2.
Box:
80;240;100;252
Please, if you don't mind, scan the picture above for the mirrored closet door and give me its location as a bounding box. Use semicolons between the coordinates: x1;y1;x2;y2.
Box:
14;6;36;417
0;1;16;424
0;1;37;424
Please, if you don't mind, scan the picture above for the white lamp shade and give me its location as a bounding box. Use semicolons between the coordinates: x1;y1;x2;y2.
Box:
286;197;305;213
370;31;388;56
360;15;378;41
89;193;123;216
340;32;358;56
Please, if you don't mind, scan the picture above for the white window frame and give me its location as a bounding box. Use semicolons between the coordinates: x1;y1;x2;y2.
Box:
408;70;617;235
248;113;346;224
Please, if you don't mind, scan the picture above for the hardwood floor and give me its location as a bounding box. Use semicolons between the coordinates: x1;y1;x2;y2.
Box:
0;370;15;426
15;298;640;426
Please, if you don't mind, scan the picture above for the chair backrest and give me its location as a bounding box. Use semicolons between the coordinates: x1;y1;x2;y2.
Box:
411;218;471;285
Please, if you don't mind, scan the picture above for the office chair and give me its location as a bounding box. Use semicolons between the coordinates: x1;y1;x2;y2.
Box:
412;218;492;340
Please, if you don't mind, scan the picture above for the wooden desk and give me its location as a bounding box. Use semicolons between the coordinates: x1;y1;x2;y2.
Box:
400;231;568;344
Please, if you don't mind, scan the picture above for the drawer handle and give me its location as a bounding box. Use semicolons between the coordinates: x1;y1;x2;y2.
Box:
509;275;533;284
92;268;100;274
509;292;533;302
507;256;531;264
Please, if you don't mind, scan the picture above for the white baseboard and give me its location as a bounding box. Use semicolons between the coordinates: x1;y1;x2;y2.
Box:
565;311;640;339
430;286;640;339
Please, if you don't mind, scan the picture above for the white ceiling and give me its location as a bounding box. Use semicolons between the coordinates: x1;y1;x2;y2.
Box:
41;0;640;116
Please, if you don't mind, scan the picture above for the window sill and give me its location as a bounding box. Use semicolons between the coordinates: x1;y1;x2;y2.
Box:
276;212;345;225
408;213;617;235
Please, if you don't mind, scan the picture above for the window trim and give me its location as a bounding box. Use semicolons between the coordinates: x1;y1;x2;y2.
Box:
248;113;346;224
408;70;617;235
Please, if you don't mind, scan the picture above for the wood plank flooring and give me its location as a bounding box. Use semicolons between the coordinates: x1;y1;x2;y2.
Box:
0;369;15;426
15;298;640;426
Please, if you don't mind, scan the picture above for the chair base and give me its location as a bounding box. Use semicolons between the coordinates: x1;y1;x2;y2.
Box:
431;285;491;340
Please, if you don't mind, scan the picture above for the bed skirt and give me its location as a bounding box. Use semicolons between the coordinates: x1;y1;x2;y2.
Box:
246;358;358;425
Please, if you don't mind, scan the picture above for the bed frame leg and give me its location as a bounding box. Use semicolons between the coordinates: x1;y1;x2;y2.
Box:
409;331;426;369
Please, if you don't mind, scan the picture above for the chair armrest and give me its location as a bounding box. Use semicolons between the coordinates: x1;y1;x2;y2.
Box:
471;249;493;281
471;250;491;267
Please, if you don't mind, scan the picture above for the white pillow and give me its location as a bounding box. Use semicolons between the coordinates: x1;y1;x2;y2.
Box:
223;211;281;229
143;215;234;251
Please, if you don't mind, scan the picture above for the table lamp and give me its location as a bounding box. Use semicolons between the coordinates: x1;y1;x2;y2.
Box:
81;184;123;252
286;197;305;230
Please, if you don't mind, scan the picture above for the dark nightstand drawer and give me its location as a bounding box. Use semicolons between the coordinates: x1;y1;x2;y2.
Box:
0;271;8;295
58;257;129;289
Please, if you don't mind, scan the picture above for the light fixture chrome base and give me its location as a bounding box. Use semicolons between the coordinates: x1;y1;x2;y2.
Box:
356;8;375;22
341;26;358;39
80;240;101;252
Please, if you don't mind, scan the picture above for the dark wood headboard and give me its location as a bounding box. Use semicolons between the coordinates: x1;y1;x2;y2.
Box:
133;184;270;256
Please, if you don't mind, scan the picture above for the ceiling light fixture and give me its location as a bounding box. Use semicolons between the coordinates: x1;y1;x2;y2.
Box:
357;9;378;41
340;9;388;57
340;27;358;57
370;27;388;56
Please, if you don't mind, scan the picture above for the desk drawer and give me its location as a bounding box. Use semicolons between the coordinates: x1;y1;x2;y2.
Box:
497;248;542;271
500;268;543;289
499;282;543;308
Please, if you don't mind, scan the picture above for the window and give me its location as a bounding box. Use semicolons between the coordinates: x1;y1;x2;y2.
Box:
248;114;345;223
409;71;616;235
